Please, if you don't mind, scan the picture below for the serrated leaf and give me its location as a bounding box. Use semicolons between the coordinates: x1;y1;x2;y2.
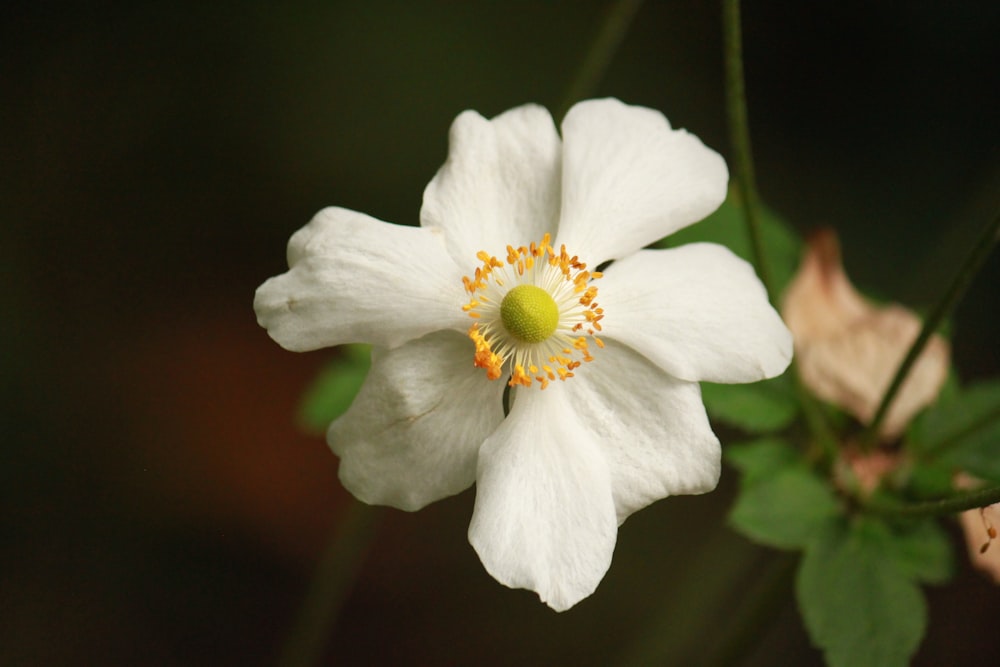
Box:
702;373;798;433
655;187;801;294
729;462;840;549
797;518;927;667
296;344;371;433
911;379;1000;482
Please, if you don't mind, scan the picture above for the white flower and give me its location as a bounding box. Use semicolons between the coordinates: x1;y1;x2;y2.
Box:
254;98;792;611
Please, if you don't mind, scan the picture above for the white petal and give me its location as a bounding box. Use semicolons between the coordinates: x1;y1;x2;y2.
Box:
329;331;505;511
599;243;793;383
254;207;467;351
557;98;728;265
468;386;617;612
566;342;721;524
420;104;562;264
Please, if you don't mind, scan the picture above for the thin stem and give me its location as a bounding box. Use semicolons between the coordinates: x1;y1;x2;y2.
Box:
703;553;796;667
863;211;1000;444
722;0;774;304
277;501;382;667
795;369;840;460
723;0;831;463
556;0;644;120
615;529;762;666
863;485;1000;518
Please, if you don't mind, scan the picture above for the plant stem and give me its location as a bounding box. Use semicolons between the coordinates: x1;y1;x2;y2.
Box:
277;501;382;667
616;529;763;666
703;553;797;667
863;211;1000;444
722;0;774;304
864;485;1000;518
556;0;644;120
723;0;835;465
795;370;840;460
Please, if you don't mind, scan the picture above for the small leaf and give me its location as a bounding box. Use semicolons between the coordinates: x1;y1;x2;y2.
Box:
729;458;840;549
905;460;956;499
883;519;954;585
702;373;798;433
797;518;927;667
724;438;798;482
912;379;1000;482
656;187;801;294
296;344;372;433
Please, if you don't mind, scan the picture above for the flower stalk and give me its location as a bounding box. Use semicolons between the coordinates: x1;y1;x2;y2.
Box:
862;210;1000;445
722;0;774;304
277;501;382;667
557;0;645;120
862;484;1000;519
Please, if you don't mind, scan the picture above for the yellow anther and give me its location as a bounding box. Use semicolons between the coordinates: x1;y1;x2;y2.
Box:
461;231;604;388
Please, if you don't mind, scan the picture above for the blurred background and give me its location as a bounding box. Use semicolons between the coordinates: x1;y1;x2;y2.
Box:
3;1;998;665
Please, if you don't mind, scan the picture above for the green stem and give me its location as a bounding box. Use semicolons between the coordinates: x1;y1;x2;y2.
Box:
615;530;763;666
703;553;796;667
723;0;833;464
863;485;1000;518
277;501;382;667
722;0;774;304
794;369;839;460
863;211;1000;444
556;0;644;120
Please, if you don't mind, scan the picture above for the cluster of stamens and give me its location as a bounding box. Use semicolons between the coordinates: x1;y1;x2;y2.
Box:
461;233;604;389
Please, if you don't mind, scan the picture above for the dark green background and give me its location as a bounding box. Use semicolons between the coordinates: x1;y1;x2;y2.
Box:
3;1;998;665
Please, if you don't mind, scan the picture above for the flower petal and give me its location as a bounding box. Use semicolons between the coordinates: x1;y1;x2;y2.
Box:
420;104;562;264
598;243;793;383
565;341;721;524
254;207;467;351
468;385;617;612
329;331;505;511
556;98;728;265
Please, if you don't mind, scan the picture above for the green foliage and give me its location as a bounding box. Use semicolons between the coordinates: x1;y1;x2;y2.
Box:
726;440;840;549
797;517;928;667
724;437;797;481
729;440;955;666
296;344;372;433
702;373;798;434
656;186;802;294
904;460;957;500
910;378;1000;483
881;519;954;585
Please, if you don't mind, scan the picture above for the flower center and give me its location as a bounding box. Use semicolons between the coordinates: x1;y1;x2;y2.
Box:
461;233;604;389
500;285;559;343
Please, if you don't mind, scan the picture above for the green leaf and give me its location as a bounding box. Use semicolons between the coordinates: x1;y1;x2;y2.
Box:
724;438;798;482
905;460;957;500
702;373;798;433
797;518;927;667
296;344;371;433
655;186;801;294
911;379;1000;482
882;519;954;585
728;455;840;550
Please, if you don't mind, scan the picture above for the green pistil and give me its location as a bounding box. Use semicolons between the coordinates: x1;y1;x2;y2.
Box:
500;285;559;343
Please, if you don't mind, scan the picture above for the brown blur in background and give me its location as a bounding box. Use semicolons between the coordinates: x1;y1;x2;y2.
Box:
2;1;999;665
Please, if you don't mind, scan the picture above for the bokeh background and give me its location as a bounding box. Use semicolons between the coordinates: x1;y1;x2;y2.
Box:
3;1;999;665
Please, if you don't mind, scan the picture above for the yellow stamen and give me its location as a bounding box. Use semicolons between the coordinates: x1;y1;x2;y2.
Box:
460;232;605;389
